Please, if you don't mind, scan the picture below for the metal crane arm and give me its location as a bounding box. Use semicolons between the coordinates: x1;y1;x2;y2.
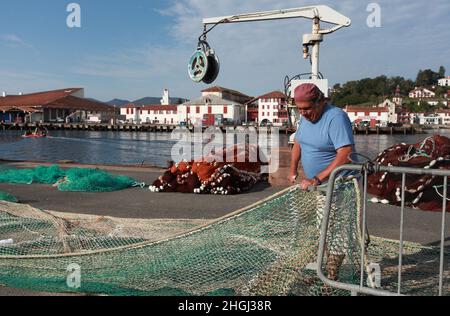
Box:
203;5;351;29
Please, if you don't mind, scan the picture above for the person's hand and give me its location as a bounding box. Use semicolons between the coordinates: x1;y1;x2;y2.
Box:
288;172;298;184
300;179;317;191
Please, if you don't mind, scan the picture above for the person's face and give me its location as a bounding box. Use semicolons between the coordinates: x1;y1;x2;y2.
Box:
296;100;325;123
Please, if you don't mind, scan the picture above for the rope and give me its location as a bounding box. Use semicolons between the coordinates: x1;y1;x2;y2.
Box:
398;137;436;162
132;182;147;189
348;152;380;176
433;185;450;201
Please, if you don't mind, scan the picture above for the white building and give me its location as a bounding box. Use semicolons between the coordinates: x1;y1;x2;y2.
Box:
415;113;442;125
409;87;436;99
436;110;450;125
377;99;398;124
120;104;178;125
438;77;450;87
246;91;288;127
178;86;251;126
344;106;390;127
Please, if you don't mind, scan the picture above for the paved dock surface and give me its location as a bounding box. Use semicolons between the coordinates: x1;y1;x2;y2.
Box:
0;161;448;296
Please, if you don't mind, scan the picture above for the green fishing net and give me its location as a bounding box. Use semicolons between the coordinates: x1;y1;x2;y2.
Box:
0;166;136;192
0;181;446;296
0;191;17;203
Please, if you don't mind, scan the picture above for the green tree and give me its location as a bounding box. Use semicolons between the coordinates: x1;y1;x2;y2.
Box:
416;69;440;87
435;86;448;97
439;66;446;78
331;75;415;107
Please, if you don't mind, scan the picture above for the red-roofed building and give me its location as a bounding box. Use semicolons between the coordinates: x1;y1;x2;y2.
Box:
120;104;179;125
344;106;390;127
177;87;251;126
396;107;414;125
201;86;252;105
246;91;289;126
409;87;436;99
0;88;113;123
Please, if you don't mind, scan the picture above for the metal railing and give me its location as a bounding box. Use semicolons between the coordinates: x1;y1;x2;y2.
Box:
317;164;449;296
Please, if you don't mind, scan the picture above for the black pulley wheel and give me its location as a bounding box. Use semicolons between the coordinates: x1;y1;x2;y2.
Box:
202;53;220;84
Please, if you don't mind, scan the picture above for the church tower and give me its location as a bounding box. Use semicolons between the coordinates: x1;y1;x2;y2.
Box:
161;89;170;105
393;85;403;106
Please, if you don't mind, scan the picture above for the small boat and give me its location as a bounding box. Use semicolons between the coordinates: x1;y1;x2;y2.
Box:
22;133;47;139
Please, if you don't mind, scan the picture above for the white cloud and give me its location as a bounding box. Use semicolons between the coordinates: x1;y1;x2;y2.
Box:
0;34;34;49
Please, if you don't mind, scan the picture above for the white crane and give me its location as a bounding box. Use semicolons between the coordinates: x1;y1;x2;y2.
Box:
189;5;351;97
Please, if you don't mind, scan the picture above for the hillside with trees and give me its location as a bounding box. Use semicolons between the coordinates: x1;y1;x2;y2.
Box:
331;66;447;110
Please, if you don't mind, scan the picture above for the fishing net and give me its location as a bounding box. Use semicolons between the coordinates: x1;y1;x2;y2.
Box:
0;165;65;185
0;166;136;192
368;135;450;212
0;179;448;296
0;191;17;203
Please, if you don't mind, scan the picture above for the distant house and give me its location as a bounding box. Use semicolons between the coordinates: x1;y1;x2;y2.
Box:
377;99;398;124
178;86;252;126
344;106;390;127
409;87;436;99
0;88;113;124
436;109;450;125
396;107;413;125
120;104;178;125
438;77;450;87
246;91;289;127
416;113;442;125
425;99;449;107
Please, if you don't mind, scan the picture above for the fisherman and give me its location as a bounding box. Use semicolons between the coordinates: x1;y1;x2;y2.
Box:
289;83;356;283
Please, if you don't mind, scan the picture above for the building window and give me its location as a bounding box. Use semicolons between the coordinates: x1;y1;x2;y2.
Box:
196;106;200;114
126;109;129;115
208;106;212;114
224;106;228;114
187;107;191;114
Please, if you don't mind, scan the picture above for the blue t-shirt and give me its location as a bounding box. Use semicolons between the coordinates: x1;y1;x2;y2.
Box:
295;105;355;179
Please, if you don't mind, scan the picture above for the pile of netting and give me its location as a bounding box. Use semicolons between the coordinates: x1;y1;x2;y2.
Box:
0;180;447;296
150;144;266;195
0;165;137;192
150;161;263;195
0;191;17;203
368;135;450;212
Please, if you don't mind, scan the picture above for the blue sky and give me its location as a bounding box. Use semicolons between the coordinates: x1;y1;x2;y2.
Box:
0;0;449;101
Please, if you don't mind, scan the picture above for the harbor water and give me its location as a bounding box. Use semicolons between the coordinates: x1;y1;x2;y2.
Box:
0;130;449;168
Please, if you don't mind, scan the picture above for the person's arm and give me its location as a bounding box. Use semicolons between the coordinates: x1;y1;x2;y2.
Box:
289;141;301;184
